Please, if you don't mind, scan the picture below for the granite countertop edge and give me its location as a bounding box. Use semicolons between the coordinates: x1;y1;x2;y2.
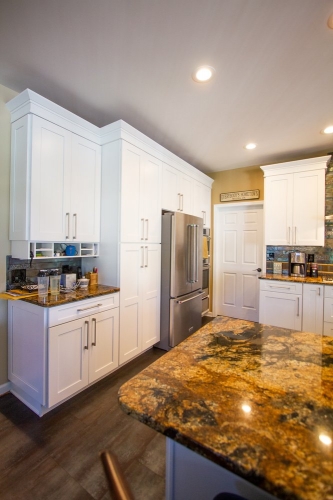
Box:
259;274;330;284
20;284;120;307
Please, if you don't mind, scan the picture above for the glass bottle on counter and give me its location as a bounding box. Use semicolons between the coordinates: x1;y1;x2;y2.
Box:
37;270;49;297
49;269;60;296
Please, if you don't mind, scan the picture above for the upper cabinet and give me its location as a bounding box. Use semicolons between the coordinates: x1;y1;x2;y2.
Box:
261;156;330;246
7;90;101;249
121;141;161;243
192;180;211;227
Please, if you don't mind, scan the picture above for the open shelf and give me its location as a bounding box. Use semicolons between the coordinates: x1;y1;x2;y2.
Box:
11;241;99;260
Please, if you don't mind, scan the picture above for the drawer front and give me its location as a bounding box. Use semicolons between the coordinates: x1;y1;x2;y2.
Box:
259;279;302;295
323;322;333;337
324;285;333;299
48;293;119;327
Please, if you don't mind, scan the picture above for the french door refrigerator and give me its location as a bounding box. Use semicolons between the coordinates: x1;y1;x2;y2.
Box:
156;211;203;351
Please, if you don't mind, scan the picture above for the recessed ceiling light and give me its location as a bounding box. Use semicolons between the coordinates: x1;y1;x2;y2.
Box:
192;66;215;83
322;125;333;134
245;143;257;150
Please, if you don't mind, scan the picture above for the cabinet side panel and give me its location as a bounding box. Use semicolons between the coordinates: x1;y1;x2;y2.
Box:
10;116;30;240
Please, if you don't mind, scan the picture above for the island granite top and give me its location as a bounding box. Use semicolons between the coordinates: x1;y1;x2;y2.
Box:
119;316;333;500
260;274;332;284
20;284;119;307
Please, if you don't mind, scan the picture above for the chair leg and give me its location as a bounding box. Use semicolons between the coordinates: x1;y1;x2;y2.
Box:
100;451;135;500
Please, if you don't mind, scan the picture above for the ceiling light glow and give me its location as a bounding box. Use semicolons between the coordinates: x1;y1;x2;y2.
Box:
323;125;333;134
241;404;252;414
245;143;257;150
192;66;215;83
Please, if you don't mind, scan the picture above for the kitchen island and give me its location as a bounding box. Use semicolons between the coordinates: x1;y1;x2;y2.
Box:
119;316;333;500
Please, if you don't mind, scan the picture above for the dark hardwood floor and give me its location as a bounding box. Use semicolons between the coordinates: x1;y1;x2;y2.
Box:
0;348;166;500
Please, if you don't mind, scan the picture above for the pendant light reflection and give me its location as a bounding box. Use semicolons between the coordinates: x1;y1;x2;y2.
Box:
319;433;332;446
241;403;252;414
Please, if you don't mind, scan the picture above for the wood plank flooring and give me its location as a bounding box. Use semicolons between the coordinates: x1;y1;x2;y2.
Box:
0;347;166;500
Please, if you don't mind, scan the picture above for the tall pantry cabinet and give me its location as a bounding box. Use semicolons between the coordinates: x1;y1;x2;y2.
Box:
99;134;161;365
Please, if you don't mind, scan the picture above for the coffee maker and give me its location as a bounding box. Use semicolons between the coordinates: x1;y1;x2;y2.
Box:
289;251;306;277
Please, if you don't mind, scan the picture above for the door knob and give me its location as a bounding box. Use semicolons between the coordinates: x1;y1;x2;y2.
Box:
253;268;262;272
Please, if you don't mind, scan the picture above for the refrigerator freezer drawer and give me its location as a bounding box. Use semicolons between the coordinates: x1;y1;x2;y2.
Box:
170;291;203;347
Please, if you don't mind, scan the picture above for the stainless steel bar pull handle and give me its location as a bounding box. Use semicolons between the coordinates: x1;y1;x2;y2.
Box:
77;303;102;312
202;211;206;225
92;318;97;346
140;246;144;268
288;227;291;244
181;194;184;211
141;219;144;240
294;227;297;245
84;321;89;349
145;219;148;240
177;292;205;304
145;246;148;267
178;193;181;211
318;288;321;296
297;297;300;317
73;213;77;239
187;224;199;283
66;212;70;239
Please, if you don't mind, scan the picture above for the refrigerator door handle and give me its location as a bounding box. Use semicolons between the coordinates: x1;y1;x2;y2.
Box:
176;291;205;304
187;224;199;283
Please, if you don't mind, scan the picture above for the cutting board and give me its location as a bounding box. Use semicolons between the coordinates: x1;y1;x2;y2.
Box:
0;289;40;300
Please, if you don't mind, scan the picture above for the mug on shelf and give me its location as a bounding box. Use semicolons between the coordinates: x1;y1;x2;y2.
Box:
65;245;78;256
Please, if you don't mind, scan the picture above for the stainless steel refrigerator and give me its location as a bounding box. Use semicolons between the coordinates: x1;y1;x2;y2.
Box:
156;211;203;351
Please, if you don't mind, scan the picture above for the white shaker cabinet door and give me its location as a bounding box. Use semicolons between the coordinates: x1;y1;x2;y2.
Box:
302;284;323;334
179;171;193;215
30;115;72;241
264;173;293;245
48;317;89;407
141;244;161;350
259;290;302;331
293;170;325;246
162;163;182;212
193;180;211;227
71;134;101;242
89;308;119;383
120;142;142;242
119;244;143;364
141;154;161;243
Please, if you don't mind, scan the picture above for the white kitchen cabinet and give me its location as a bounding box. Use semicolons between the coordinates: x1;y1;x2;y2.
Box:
8;293;119;416
119;243;161;365
162;162;194;214
48;307;119;406
259;280;302;330
9;113;101;245
323;286;333;337
302;283;323;334
121;141;161;243
193;180;211;227
261;156;329;246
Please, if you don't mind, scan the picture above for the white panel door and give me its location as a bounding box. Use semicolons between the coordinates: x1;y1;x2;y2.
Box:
71;134;101;242
119;244;142;364
141;244;161;350
89;308;119;383
30;115;71;241
48;318;89;407
215;204;263;321
264;174;293;245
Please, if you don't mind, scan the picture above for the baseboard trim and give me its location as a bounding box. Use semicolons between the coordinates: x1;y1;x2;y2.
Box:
0;382;11;396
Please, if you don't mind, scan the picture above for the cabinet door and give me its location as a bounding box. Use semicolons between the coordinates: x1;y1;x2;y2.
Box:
71;134;101;242
259;291;302;330
119;244;143;364
48;318;89;407
264;174;293;245
89;308;119;383
193;181;211;226
162;163;182;212
141;244;161;350
141;153;161;242
30;115;72;241
293;170;325;246
302;284;323;334
179;172;193;215
121;142;143;242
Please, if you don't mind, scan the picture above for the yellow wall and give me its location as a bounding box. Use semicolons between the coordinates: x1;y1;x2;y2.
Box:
0;84;18;386
209;165;264;206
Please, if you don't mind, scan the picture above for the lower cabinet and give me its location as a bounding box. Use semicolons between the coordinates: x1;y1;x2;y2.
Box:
48;308;119;407
119;243;161;365
259;280;303;330
8;293;119;416
324;285;333;337
302;283;323;334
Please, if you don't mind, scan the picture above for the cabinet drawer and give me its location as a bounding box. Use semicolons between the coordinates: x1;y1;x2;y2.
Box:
259;279;302;295
324;285;333;298
323;322;333;337
48;293;119;327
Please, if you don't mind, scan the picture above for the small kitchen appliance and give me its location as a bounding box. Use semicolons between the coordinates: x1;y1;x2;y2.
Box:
289;251;306;277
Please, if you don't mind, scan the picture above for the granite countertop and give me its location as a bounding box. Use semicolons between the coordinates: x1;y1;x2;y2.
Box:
119;317;333;500
20;284;120;307
260;274;331;284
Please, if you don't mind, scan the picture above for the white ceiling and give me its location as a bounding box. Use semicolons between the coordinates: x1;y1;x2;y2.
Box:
0;0;333;173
